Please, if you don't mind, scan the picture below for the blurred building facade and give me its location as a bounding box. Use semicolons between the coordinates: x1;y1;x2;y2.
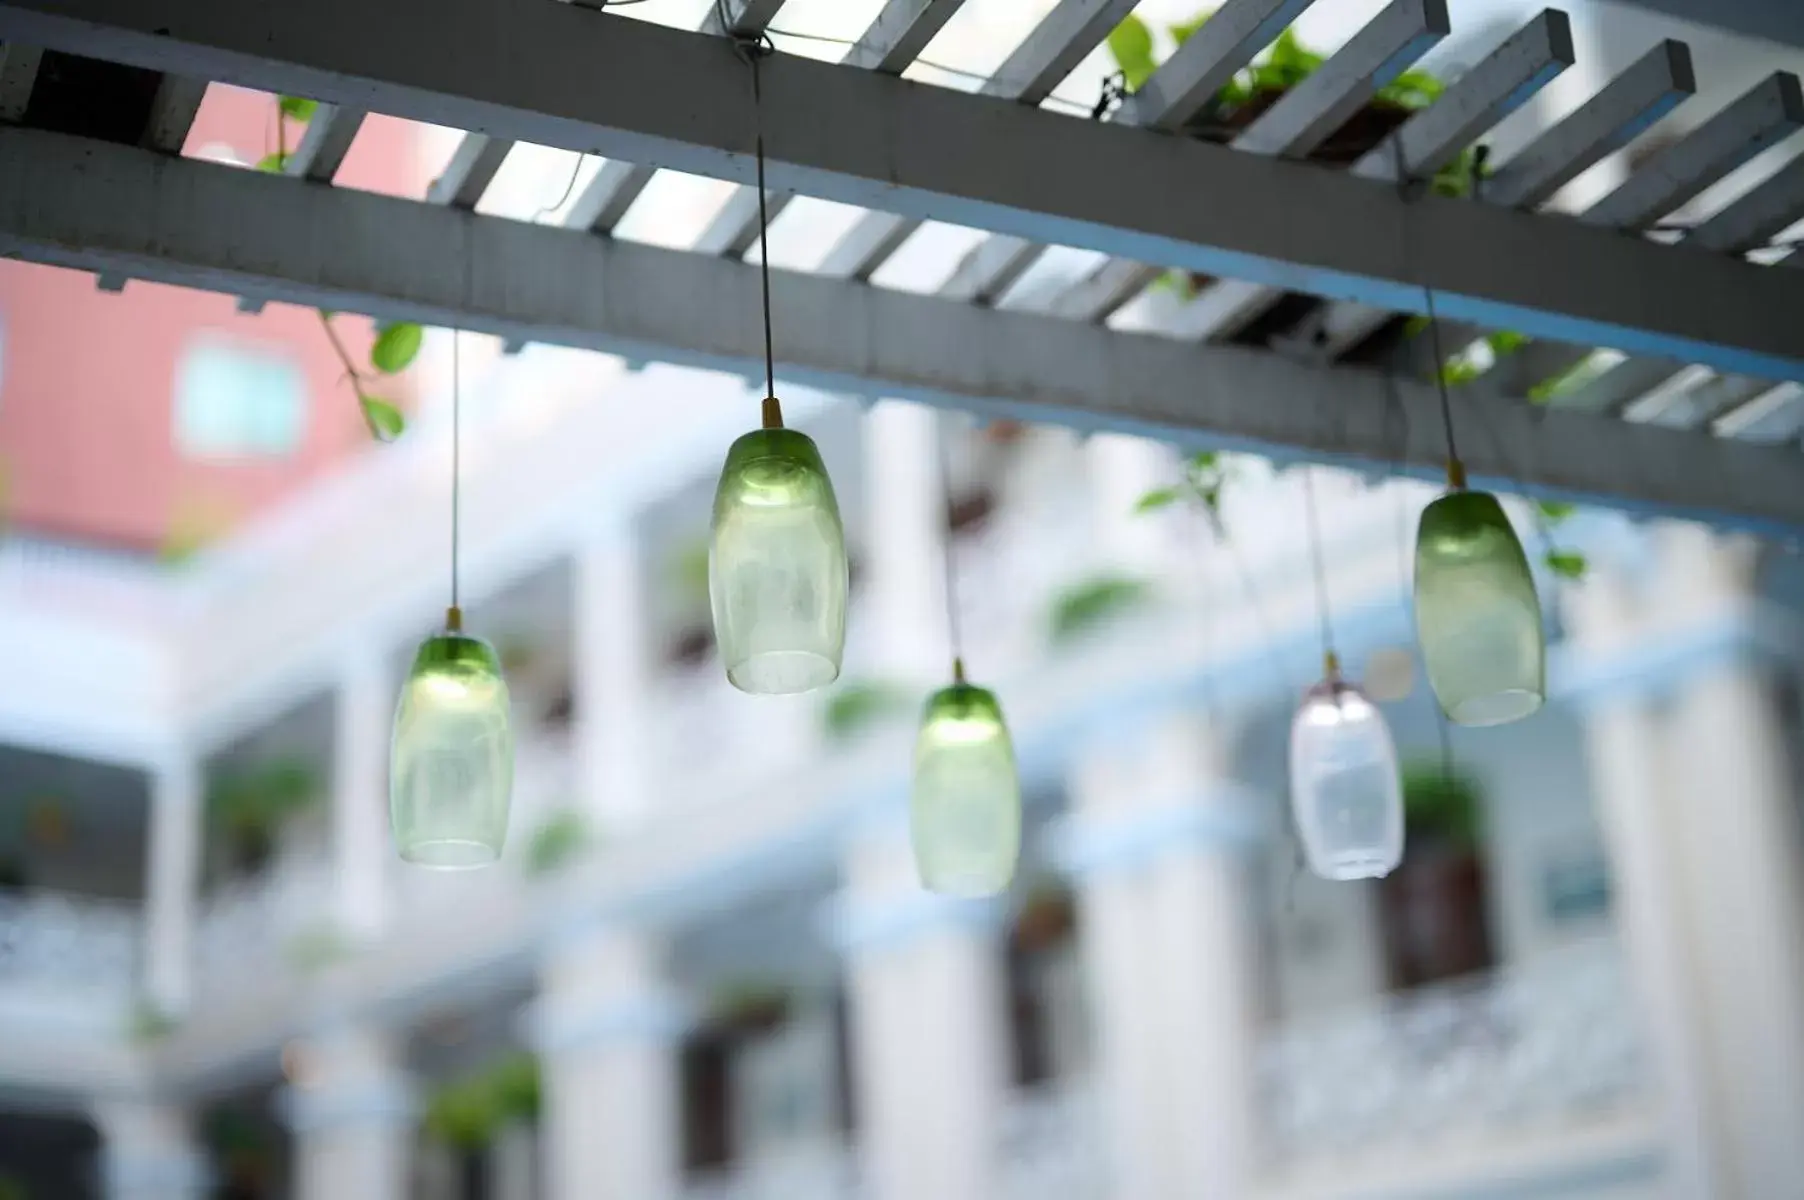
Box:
2;3;1804;1200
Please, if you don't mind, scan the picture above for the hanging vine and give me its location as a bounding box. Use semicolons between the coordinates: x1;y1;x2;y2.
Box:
263;96;423;442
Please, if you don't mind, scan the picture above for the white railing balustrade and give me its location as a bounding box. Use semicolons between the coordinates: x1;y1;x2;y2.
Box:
1259;937;1644;1165
997;1080;1109;1200
196;852;336;984
0;890;142;992
682;1142;865;1200
650;658;818;812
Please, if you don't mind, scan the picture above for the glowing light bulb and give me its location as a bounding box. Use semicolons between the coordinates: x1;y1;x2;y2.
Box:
1414;491;1545;726
1288;677;1402;881
390;630;514;868
911;681;1020;898
709;422;847;695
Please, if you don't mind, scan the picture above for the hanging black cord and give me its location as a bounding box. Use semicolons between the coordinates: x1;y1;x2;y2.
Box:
1300;466;1338;677
1422;285;1465;488
936;427;967;684
448;328;462;629
722;12;783;429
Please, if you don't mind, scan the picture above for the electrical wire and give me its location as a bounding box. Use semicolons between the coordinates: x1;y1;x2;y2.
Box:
936;427;967;682
1299;465;1337;673
450;328;462;617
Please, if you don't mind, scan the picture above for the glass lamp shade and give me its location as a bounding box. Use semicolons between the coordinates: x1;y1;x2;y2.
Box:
1288;678;1403;881
1413;490;1546;726
911;683;1021;898
710;425;848;695
390;631;515;868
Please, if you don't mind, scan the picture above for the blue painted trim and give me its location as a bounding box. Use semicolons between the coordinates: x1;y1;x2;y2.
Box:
1047;789;1264;880
519;990;694;1053
277;1077;417;1133
821;888;1005;956
1553;608;1787;710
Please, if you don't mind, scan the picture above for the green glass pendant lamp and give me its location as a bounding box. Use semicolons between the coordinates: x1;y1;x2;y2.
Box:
1414;467;1546;726
709;50;847;695
390;331;515;867
910;427;1020;898
1410;294;1544;727
1288;469;1403;880
913;658;1022;898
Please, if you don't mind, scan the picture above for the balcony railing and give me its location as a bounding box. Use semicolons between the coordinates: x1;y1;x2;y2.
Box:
1259;936;1644;1167
682;1144;864;1200
998;1081;1108;1200
0;891;141;999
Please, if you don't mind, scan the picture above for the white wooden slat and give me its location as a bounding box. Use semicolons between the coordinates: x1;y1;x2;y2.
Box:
1145;0;1460;338
940;0;1320;305
1714;383;1804;444
692;0;969;259
1581;71;1804;231
817;0;1142;282
510;0;794;235
1276;12;1577;356
1484;39;1695;210
0;39;42;120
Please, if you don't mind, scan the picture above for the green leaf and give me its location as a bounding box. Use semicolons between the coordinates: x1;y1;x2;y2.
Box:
359;396;407;442
1487;330;1530;356
1049;575;1151;644
255;152;290;173
1545;550;1588;580
1536;499;1577;523
277;95;317;122
370;321;424;374
1134;486;1183;514
1169;12;1212;48
1439;359;1484;388
1107;15;1158;91
1402;314;1432;338
1378;68;1443;110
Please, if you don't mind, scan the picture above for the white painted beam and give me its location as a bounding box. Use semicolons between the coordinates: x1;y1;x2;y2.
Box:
692;0;967;259
818;0;1141;282
6;128;1804;537
426;132;513;210
5;0;1804;379
941;0;1317;305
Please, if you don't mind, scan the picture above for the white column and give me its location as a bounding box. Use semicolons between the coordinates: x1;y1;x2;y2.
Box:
1085;433;1177;575
1056;712;1259;1200
528;924;685;1200
1568;567;1715;1199
862;400;948;681
283;1025;416;1200
143;755;203;1015
94;1097;209;1200
1654;526;1804;1197
335;649;392;940
1569;530;1804;1199
835;819;1009;1200
574;525;651;829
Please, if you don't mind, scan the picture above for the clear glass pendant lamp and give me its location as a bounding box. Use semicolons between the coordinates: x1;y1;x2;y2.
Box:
1289;672;1403;880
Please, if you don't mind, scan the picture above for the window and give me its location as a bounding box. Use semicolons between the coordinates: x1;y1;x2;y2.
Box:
173;335;307;459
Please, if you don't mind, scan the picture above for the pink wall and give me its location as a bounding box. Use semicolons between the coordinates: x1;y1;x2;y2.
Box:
0;86;426;553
